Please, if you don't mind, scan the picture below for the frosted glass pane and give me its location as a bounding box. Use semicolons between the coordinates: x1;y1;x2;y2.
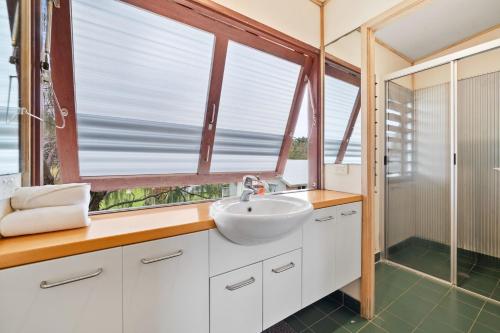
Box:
211;41;301;172
71;0;214;176
0;1;20;175
324;75;359;164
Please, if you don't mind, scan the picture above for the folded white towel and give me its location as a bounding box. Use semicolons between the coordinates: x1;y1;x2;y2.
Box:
0;205;90;237
10;183;91;210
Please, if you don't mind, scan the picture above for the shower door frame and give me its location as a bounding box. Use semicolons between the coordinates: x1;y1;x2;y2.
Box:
382;38;500;287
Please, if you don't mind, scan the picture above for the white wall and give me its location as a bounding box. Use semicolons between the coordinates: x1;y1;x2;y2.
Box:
211;0;320;47
324;0;406;43
325;31;413;256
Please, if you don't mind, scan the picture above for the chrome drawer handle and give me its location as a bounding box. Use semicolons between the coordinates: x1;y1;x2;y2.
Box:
40;268;103;289
315;216;335;222
272;262;295;274
341;210;357;216
141;250;183;264
226;277;255;291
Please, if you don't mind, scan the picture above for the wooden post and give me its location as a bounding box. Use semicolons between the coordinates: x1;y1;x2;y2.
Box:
360;25;375;320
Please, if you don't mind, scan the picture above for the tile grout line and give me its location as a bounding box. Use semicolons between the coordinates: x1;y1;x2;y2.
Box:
410;287;462;333
466;296;488;333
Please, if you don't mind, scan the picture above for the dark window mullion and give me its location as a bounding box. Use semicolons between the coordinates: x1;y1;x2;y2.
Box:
275;56;313;175
336;90;361;164
197;35;229;174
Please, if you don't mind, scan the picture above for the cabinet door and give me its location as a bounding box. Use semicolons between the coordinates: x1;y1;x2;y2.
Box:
263;249;302;329
302;205;337;307
210;262;262;333
0;248;122;333
335;202;362;290
123;231;209;333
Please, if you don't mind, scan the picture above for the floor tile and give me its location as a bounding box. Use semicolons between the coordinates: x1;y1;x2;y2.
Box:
483;300;500;316
386;292;435;326
415;317;462;333
264;321;297;333
295;306;326;327
460;272;498;295
427;305;474;332
469;322;498;333
372;311;414;333
438;295;482;319
445;288;486;308
315;295;343;315
375;263;399;283
358;323;387;333
329;306;368;332
309;317;349;333
406;280;448;303
284;315;307;332
375;281;405;313
476;310;500;332
382;268;421;291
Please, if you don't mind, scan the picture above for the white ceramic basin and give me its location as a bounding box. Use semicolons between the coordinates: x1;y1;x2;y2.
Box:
210;195;313;245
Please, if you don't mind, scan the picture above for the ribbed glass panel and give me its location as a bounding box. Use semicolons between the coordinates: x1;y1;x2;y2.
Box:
71;0;215;176
0;1;19;175
210;41;301;172
324;75;359;164
457;69;500;260
385;64;451;282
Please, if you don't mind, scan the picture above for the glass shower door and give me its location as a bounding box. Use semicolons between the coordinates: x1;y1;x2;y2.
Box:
456;48;500;300
385;64;452;281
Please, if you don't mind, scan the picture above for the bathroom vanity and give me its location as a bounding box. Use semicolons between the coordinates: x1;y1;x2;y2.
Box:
0;191;362;333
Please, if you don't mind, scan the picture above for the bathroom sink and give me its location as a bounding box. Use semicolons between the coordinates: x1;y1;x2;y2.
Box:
210;195;313;245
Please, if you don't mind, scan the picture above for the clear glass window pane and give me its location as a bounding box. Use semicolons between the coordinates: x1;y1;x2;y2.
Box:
71;0;215;176
324;75;359;164
210;41;302;172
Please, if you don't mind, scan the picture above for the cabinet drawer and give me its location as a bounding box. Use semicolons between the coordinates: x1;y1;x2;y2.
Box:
210;262;263;333
123;231;209;333
263;249;302;329
0;248;122;333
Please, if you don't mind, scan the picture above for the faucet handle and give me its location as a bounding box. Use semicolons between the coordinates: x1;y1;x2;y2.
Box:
243;175;258;188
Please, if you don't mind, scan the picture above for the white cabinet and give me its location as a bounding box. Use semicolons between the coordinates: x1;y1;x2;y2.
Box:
210;262;263;333
334;202;362;290
302;203;362;307
263;249;302;330
123;231;209;333
0;248;122;333
302;205;337;307
209;228;302;276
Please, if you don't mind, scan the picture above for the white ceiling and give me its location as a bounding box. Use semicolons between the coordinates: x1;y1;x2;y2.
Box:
375;0;500;61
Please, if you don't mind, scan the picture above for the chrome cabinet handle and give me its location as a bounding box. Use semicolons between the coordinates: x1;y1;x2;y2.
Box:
141;249;183;264
315;215;335;222
40;268;103;289
272;262;295;274
226;277;255;291
341;210;357;216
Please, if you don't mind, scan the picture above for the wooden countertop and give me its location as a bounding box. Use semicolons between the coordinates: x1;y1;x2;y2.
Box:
0;190;362;269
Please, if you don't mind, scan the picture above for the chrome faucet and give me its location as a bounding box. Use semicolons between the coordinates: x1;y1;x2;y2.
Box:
240;175;259;202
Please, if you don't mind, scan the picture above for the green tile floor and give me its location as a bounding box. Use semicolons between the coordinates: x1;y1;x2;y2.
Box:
388;237;500;301
266;262;500;333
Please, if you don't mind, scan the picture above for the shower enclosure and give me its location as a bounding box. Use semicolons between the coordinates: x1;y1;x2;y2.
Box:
383;39;500;302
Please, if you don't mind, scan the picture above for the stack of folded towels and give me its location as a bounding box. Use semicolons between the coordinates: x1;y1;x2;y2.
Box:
0;183;91;237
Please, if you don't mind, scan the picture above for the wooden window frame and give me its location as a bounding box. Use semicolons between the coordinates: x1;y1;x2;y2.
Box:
324;57;362;165
51;0;319;191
